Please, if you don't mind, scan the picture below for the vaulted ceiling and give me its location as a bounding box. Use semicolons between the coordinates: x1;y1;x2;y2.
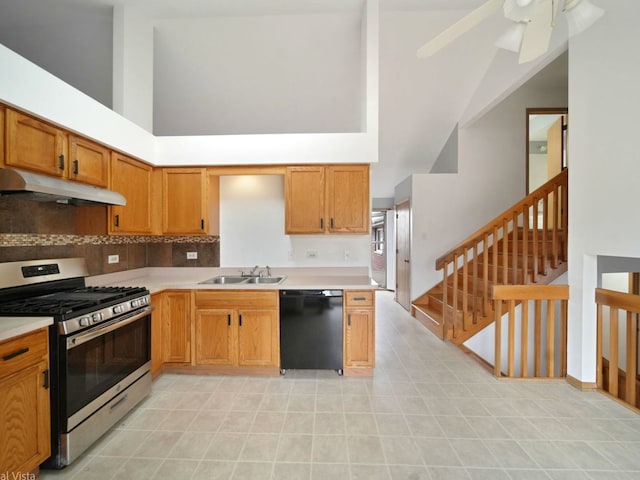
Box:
0;0;567;197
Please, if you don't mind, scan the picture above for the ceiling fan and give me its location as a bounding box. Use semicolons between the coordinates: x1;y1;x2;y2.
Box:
416;0;605;64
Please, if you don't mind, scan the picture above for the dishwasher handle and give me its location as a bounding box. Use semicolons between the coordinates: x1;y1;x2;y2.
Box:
280;289;343;298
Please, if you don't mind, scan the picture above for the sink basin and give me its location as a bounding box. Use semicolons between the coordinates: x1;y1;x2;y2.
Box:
198;275;286;285
199;275;248;284
244;276;286;284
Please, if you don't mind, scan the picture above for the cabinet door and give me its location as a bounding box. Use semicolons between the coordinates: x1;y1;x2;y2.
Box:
195;309;236;365
163;168;208;234
150;293;163;377
285;166;325;234
327;165;370;233
344;308;374;367
110;153;154;234
5;109;67;178
0;362;50;473
68;135;110;187
162;291;191;364
237;309;279;367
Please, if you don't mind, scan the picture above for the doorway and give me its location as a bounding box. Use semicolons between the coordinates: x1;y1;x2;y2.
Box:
371;210;387;289
526;108;568;194
395;200;411;311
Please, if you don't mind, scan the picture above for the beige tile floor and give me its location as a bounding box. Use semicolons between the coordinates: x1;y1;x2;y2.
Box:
41;290;640;480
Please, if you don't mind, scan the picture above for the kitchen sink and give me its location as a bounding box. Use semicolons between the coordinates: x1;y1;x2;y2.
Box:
199;275;249;284
244;276;286;284
199;275;286;285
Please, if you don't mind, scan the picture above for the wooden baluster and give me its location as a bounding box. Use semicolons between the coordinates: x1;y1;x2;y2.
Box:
609;307;619;398
522;204;529;284
546;299;555;377
452;254;460;338
462;249;469;331
534;299;542;377
626;310;637;405
507;299;516;377
442;262;449;339
521;299;529;378
472;244;478;325
502;219;509;285
511;212;518;284
541;195;548;275
596;302;603;390
561;182;569;262
532;198;539;281
552;184;560;268
482;233;489;317
493;226;499;287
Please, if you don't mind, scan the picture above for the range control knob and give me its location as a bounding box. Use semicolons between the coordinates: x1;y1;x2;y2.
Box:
113;305;124;314
91;313;103;323
79;317;91;327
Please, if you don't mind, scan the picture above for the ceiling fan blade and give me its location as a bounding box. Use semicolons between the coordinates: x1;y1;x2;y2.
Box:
416;0;504;59
518;0;553;63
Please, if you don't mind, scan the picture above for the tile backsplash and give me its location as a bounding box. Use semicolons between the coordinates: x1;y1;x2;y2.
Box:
0;197;220;274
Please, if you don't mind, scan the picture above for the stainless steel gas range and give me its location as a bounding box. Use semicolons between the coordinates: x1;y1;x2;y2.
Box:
0;258;152;469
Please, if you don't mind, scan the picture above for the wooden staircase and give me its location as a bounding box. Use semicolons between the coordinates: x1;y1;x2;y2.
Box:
412;170;568;346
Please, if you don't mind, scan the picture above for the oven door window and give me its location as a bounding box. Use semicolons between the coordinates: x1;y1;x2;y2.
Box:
66;315;150;417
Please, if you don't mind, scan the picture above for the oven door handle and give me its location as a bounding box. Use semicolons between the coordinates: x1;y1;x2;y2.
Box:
66;306;153;350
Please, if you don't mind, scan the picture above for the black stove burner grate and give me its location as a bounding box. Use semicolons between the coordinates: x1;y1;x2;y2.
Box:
0;286;148;317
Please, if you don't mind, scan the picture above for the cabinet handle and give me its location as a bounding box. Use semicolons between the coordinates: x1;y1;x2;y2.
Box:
58;154;65;170
43;369;50;389
227;314;231;326
114;214;120;227
353;297;366;301
330;218;334;229
73;159;79;175
239;315;242;327
320;218;324;229
2;347;29;361
348;314;351;327
201;219;205;230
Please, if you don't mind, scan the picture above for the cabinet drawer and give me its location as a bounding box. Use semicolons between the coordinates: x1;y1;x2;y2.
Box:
195;290;278;309
0;328;48;380
345;291;374;307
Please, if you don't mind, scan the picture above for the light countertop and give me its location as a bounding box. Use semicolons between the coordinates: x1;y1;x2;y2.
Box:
87;267;379;294
0;316;53;343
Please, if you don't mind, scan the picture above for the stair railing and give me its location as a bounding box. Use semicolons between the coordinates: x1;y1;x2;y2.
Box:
436;170;568;341
595;288;640;408
491;285;569;378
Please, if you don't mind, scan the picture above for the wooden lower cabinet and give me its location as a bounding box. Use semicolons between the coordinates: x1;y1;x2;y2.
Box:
194;290;279;369
150;293;163;377
161;291;192;365
344;290;375;375
0;328;51;474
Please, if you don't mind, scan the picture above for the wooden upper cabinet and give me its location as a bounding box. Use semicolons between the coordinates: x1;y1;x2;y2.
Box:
285;166;325;234
162;168;208;234
327;165;370;234
109;153;154;235
285;164;370;234
5;109;67;178
68;135;110;188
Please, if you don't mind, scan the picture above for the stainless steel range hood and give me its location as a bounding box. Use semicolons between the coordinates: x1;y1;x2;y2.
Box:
0;168;126;206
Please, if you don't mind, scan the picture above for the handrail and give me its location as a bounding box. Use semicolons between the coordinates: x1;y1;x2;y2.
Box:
436;169;568;269
491;284;569;378
595;288;639;408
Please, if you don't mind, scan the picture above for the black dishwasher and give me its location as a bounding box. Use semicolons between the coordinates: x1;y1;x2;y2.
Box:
279;290;343;375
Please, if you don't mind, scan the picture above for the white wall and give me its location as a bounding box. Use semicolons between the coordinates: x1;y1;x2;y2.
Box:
153;14;362;136
219;175;370;268
567;0;640;383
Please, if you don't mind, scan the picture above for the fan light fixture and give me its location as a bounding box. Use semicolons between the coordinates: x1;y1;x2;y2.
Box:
494;22;527;52
563;0;605;36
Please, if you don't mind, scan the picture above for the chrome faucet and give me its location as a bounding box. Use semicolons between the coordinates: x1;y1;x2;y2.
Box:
249;265;260;276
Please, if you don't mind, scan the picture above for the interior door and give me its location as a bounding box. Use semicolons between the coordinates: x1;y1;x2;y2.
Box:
395;200;411;311
546;116;564;227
